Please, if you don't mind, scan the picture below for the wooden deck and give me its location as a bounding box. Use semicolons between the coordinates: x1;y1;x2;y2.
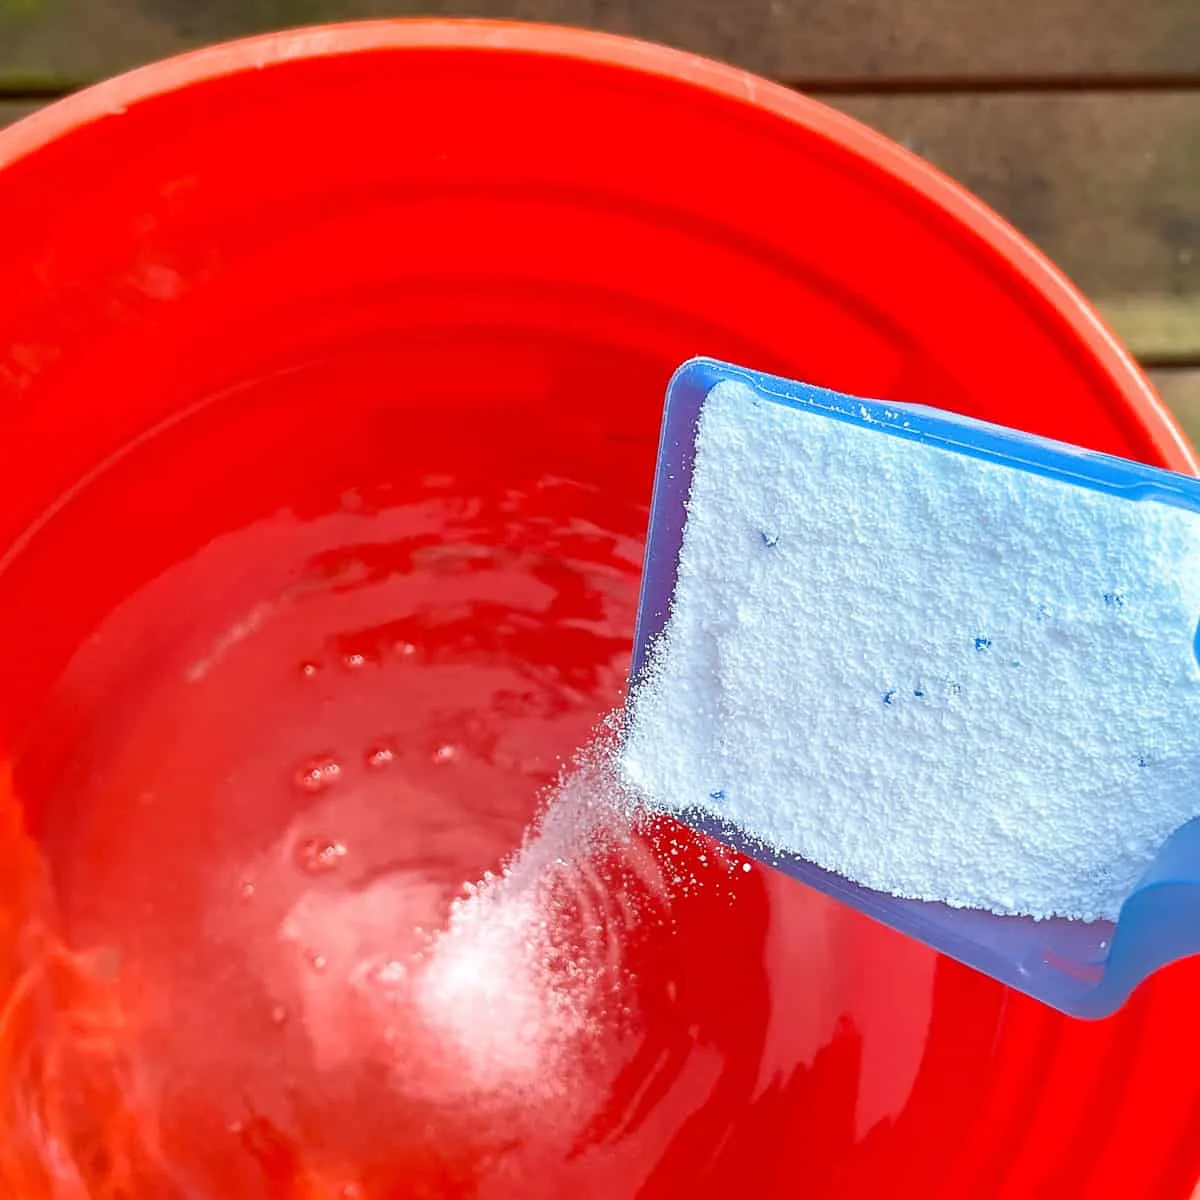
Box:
1;0;1197;438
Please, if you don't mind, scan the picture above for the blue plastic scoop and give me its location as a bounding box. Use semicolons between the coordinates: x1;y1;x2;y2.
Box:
628;357;1200;1019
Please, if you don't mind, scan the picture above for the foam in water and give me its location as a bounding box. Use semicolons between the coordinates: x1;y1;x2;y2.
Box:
622;379;1200;922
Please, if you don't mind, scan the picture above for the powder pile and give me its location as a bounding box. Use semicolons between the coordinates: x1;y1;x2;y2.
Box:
621;380;1200;922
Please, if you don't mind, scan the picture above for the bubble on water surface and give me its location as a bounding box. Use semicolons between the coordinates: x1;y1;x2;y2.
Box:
365;744;395;769
295;838;348;874
295;756;342;793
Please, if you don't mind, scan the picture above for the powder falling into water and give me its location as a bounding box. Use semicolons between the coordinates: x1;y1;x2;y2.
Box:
413;724;666;1104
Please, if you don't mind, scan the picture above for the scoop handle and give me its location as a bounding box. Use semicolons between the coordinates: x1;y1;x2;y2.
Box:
1093;818;1200;1015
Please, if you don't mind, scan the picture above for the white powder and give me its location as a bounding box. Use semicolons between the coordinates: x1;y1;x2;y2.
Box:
622;380;1200;922
413;732;665;1101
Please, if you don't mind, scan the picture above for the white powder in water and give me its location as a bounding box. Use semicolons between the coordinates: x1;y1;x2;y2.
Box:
413;734;664;1101
622;380;1200;922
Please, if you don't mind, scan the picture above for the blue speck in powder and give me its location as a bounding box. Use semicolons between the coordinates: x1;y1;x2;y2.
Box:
1010;659;1022;669
883;689;898;706
709;788;726;801
975;636;992;652
1104;591;1126;608
1137;756;1150;769
913;688;925;699
760;530;780;548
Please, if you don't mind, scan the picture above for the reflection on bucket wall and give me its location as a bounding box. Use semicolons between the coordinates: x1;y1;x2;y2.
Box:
0;20;1199;1200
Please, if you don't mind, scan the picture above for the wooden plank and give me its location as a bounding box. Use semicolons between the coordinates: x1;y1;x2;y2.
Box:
1150;369;1200;449
1094;297;1200;364
0;0;1198;91
830;92;1200;360
0;101;39;127
1;91;1196;363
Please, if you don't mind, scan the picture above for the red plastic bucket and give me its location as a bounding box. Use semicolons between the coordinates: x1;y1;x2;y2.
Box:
0;20;1196;1199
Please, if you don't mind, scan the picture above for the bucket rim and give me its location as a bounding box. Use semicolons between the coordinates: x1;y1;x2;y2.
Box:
0;17;1187;473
